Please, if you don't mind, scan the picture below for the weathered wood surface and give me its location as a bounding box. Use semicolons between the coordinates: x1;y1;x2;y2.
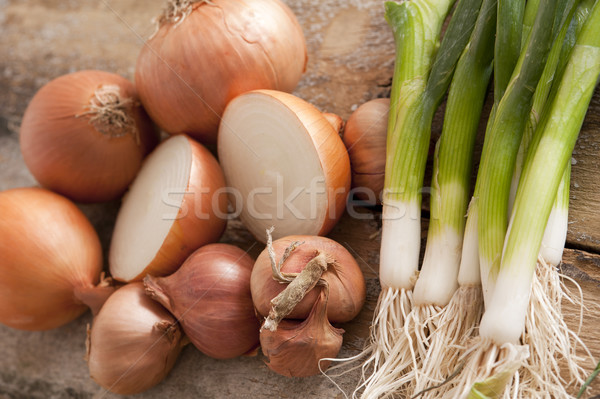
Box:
0;0;599;398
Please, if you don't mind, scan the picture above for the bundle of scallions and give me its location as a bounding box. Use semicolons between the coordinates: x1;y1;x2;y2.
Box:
344;0;600;397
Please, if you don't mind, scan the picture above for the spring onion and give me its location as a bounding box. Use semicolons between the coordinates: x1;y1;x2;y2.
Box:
455;1;600;396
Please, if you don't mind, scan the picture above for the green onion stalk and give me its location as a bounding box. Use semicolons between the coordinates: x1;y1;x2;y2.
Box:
436;0;562;395
355;0;483;396
457;1;600;397
517;2;596;396
406;0;497;395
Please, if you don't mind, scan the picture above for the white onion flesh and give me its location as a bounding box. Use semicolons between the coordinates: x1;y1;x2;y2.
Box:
109;134;226;281
218;90;349;242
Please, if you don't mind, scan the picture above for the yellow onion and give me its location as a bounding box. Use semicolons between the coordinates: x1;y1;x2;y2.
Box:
20;70;158;203
0;187;111;331
218;90;351;242
342;98;389;205
251;235;365;323
109;134;227;282
135;0;307;144
260;287;344;377
86;283;184;395
144;243;260;359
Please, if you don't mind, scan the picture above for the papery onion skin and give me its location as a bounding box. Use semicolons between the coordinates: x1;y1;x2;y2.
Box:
260;288;344;377
144;243;260;359
87;283;183;395
251;235;366;323
0;187;103;331
342;98;388;205
135;0;307;144
20;70;158;203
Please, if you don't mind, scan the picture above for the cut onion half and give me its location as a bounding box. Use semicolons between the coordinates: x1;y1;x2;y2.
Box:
109;135;227;282
217;90;350;242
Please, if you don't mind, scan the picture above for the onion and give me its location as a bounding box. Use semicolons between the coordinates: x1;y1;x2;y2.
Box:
135;0;307;144
251;235;365;323
218;90;351;242
0;187;112;331
260;287;344;377
19;70;158;203
109;134;227;282
86;282;184;395
342;98;388;205
144;243;260;359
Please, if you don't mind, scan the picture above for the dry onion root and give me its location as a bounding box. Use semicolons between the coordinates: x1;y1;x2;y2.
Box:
144;243;260;359
86;282;184;395
109;134;227;282
136;0;307;144
20;70;158;203
0;187;115;330
218;90;351;242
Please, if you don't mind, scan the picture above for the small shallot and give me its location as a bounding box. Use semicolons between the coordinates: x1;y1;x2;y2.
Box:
251;234;365;323
144;243;260;359
260;287;344;377
86;283;184;395
342;98;389;205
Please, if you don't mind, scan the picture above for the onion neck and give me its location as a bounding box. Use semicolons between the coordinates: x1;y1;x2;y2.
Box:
143;275;174;314
156;0;213;28
73;275;118;316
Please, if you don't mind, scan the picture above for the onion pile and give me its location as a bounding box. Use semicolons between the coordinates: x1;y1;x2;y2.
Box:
109;134;227;282
251;234;366;376
87;283;184;395
136;0;307;144
0;187;113;330
19;70;158;203
218;90;351;242
144;243;260;359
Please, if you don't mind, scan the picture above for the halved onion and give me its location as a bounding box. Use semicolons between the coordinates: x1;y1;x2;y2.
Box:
109;135;227;282
217;90;351;242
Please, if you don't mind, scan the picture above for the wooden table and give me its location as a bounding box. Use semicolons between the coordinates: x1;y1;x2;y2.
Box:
0;0;598;398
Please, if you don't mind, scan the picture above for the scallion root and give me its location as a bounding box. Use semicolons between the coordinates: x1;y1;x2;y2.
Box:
514;257;594;398
412;285;484;398
352;287;414;399
444;338;529;398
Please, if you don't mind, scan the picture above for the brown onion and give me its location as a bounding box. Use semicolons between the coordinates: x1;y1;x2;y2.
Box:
20;70;158;203
0;187;112;330
87;283;183;395
144;243;260;359
218;90;351;242
135;0;307;144
109;135;227;282
251;235;365;323
260;287;344;377
342;98;389;205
